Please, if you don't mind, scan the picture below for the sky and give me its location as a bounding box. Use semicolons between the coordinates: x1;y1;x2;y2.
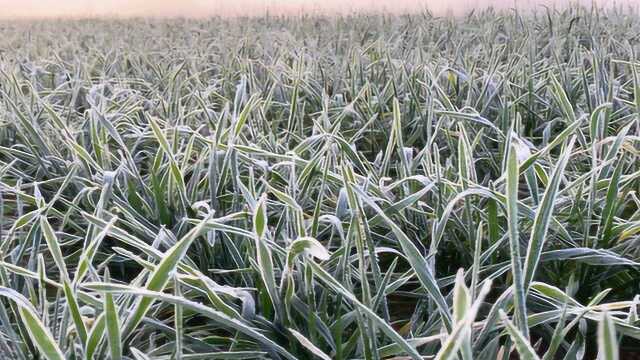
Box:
0;0;632;18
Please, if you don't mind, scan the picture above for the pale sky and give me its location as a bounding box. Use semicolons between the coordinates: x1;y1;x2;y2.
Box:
0;0;631;18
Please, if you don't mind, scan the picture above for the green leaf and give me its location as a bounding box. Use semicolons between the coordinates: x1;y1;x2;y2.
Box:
308;261;422;360
500;310;541;360
598;311;619;360
288;328;332;360
0;287;64;360
351;185;452;330
506;142;529;339
122;215;211;337
253;194;268;239
40;216;88;345
83;283;297;360
523;136;575;289
104;270;122;360
435;280;492;360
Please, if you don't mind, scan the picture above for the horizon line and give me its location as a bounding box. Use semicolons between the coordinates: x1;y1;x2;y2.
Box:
0;0;633;20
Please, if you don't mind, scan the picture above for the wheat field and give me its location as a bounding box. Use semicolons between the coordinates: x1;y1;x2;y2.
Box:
0;6;639;359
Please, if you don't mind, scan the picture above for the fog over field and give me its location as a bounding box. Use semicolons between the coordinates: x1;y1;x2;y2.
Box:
0;0;632;18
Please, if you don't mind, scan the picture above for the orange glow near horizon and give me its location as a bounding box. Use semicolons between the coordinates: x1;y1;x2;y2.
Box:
0;0;631;18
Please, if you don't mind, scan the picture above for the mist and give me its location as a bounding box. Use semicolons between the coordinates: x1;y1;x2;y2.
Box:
0;0;632;18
